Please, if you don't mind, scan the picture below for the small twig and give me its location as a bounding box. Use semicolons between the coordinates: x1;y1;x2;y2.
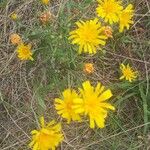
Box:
107;51;150;64
1;139;27;150
79;122;150;149
132;9;150;28
2;103;30;139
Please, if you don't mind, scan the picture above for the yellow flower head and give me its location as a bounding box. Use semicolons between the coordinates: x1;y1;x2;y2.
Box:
10;12;18;20
104;26;113;38
16;43;33;61
73;81;115;128
10;33;22;45
119;4;134;32
69;18;107;54
96;0;123;24
83;63;94;74
120;63;138;82
29;117;63;150
41;0;49;5
55;89;82;123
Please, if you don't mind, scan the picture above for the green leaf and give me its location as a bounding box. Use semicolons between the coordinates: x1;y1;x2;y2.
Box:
36;92;46;110
33;83;47;111
116;93;136;106
139;83;148;134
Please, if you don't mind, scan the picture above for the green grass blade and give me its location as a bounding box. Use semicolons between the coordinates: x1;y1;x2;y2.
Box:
139;83;148;134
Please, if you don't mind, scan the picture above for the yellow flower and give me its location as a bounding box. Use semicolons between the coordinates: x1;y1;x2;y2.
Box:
29;117;63;150
83;63;94;74
69;18;107;54
55;89;81;123
73;81;115;128
120;63;138;82
41;0;49;5
96;0;123;24
104;26;113;38
10;12;18;20
119;4;134;32
16;43;33;61
10;33;22;45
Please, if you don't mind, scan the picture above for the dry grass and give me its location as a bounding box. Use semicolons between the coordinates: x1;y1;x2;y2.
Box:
0;0;150;149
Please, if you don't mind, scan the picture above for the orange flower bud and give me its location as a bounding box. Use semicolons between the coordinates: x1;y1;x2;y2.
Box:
10;33;22;45
104;26;113;38
83;63;94;74
40;11;52;24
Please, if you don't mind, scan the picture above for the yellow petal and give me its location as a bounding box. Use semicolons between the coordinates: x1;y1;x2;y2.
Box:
100;103;115;110
82;81;92;91
53;123;61;131
75;107;85;114
55;104;64;110
40;116;45;127
47;120;55;127
55;98;63;104
31;130;38;135
95;117;105;128
99;89;113;102
33;142;38;150
73;98;83;104
89;117;95;128
63;89;71;98
119;75;125;80
29;140;35;148
30;56;34;61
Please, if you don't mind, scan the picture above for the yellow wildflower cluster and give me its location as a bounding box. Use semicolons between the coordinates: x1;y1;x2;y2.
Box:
69;0;134;54
9;0;53;61
9;0;139;150
55;80;115;128
10;33;33;61
29;80;115;150
96;0;134;32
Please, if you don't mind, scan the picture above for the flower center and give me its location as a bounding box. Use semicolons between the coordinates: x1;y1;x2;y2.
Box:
83;31;93;42
80;26;97;44
38;129;56;149
124;69;133;77
38;132;51;146
65;100;73;112
104;2;116;14
66;102;72;110
22;48;30;56
84;96;99;114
